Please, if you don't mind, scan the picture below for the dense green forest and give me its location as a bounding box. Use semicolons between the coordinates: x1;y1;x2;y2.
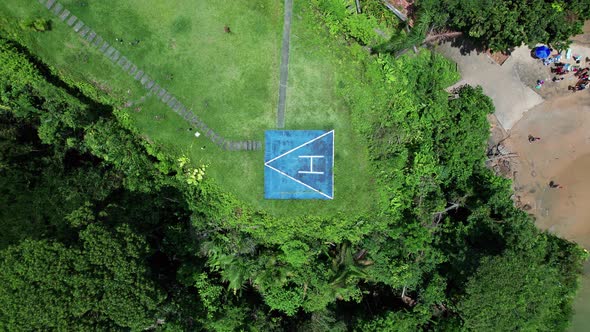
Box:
364;0;590;53
1;1;588;331
421;0;590;51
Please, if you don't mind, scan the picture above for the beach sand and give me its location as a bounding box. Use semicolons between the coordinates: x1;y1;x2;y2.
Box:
506;92;590;248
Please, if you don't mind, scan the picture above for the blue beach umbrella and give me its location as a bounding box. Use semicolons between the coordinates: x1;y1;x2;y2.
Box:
535;45;551;59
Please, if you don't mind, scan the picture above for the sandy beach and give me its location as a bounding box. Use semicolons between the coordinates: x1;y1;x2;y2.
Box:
506;93;590;248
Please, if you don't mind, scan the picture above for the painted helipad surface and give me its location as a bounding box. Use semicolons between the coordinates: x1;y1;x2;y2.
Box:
264;130;334;200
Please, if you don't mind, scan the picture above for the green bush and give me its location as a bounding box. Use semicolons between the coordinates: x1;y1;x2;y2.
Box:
20;18;50;32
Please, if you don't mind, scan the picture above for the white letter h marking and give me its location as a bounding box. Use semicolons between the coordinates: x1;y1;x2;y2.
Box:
298;156;324;175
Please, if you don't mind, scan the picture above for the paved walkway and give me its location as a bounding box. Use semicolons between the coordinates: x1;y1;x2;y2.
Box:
38;0;260;151
438;41;544;130
276;0;293;128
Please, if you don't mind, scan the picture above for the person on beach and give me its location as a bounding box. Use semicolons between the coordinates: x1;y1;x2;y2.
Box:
528;135;541;143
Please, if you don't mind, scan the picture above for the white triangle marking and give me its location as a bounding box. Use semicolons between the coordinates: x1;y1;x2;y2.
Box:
265;164;333;199
265;130;334;165
265;130;334;199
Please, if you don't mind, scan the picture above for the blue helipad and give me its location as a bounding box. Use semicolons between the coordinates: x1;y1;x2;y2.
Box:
264;130;334;200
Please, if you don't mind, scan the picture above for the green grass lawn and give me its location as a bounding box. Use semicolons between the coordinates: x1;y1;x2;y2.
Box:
0;0;377;217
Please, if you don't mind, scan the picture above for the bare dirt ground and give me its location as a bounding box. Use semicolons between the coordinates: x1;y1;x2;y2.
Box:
505;92;590;248
499;25;590;332
498;26;590;249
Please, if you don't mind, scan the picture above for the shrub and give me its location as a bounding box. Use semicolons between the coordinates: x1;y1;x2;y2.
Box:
20;18;51;32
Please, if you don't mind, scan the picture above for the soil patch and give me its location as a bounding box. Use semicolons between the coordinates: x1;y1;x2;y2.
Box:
505;92;590;248
485;50;510;66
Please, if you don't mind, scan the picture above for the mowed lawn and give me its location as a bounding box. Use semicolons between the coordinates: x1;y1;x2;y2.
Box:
0;0;377;217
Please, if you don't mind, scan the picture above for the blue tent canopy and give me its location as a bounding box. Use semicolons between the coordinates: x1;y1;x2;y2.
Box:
535;45;551;59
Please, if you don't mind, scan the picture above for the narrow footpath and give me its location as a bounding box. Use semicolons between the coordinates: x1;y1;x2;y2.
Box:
276;0;293;128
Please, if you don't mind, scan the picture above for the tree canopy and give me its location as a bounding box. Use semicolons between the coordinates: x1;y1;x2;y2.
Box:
419;0;590;51
459;250;565;332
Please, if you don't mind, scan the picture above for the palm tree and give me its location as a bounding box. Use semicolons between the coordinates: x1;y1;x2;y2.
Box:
328;242;373;298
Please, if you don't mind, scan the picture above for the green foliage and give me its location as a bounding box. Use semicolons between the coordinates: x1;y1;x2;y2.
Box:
262;286;304;316
84;119;165;192
312;0;393;46
374;9;432;54
0;38;92;148
419;0;590;51
356;309;429;332
458;251;566;331
280;240;311;268
0;240;80;331
19;18;50;32
193;273;224;319
346;14;381;44
0;36;206;330
65;202;96;227
437;85;494;188
0;231;164;331
297;309;347;332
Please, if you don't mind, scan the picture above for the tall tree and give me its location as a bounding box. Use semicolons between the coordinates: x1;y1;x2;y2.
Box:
458;250;569;331
0;224;165;331
419;0;590;51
